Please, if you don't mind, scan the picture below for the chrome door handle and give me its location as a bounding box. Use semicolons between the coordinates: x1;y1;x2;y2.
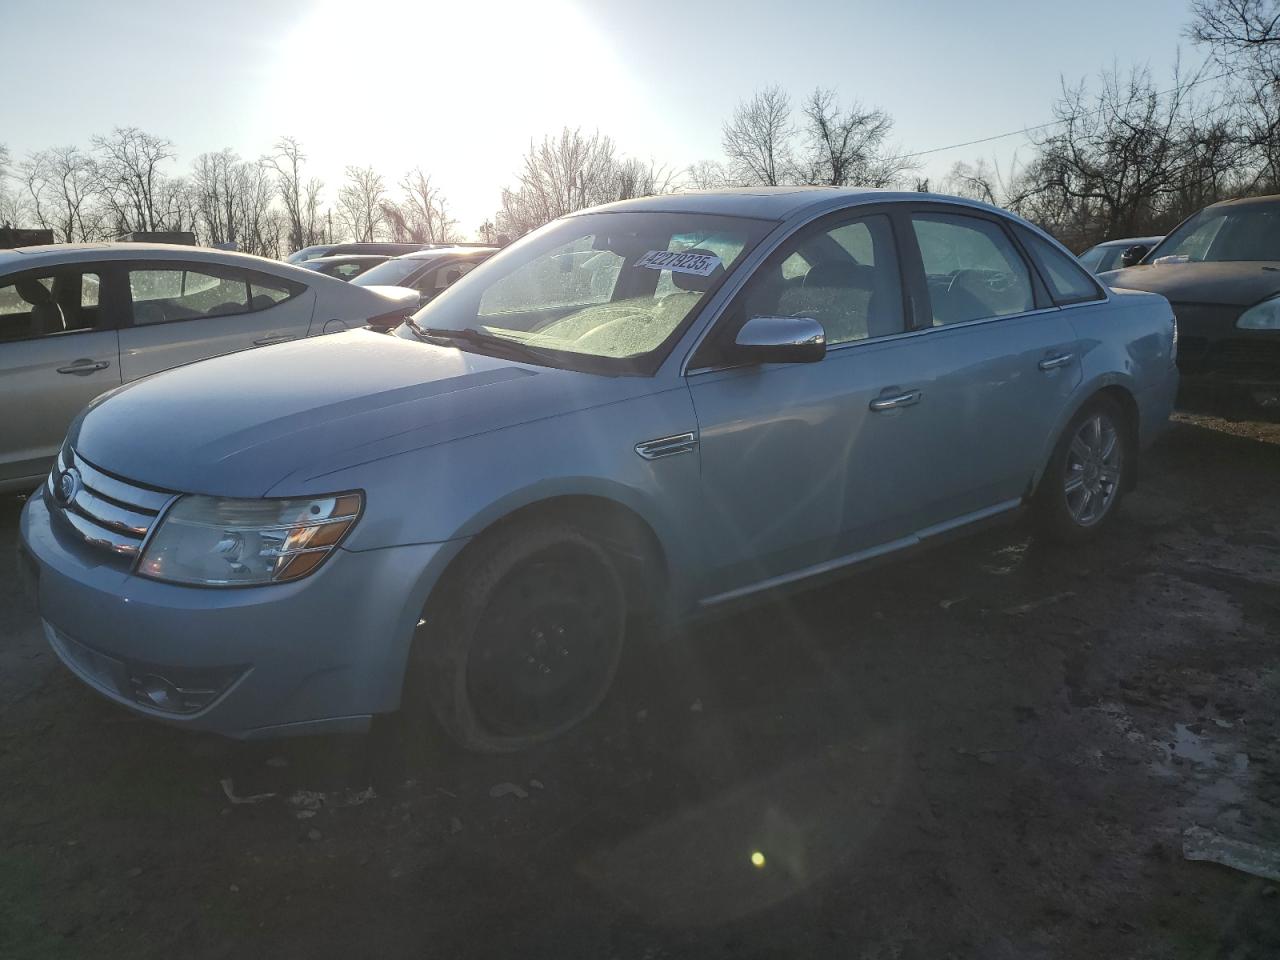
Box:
253;334;294;346
869;389;922;411
57;360;110;375
1039;352;1074;370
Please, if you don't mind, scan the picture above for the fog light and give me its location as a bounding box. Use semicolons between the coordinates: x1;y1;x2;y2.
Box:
136;675;181;709
127;665;240;714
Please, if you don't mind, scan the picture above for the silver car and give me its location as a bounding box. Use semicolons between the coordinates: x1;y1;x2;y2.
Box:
0;243;412;492
18;189;1179;752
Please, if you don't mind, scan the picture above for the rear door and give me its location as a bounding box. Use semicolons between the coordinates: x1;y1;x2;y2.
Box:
900;207;1083;518
118;261;313;381
0;263;122;487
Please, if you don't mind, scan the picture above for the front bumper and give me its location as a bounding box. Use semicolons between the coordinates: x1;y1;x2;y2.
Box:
19;493;460;738
1173;303;1280;389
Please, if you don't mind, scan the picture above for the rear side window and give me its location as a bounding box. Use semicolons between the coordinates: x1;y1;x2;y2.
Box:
129;267;249;325
911;213;1034;324
126;265;304;325
1019;229;1105;304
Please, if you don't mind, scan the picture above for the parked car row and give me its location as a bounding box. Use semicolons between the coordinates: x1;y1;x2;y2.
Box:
0;243;417;493
17;188;1179;753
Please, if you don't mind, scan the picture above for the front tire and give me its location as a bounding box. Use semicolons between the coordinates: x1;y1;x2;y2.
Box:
417;522;627;753
1035;396;1130;544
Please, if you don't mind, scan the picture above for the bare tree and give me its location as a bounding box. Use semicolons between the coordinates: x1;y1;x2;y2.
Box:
0;143;27;228
685;159;733;190
941;159;1004;205
393;169;459;243
189;149;279;253
1191;0;1280;190
90;127;176;233
799;88;916;187
1190;0;1280;50
264;137;327;252
722;85;793;186
336;165;387;241
21;146;104;241
1013;61;1245;249
495;128;670;237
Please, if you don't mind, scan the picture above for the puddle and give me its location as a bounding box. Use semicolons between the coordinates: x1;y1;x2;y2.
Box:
1095;704;1254;820
1148;722;1252;817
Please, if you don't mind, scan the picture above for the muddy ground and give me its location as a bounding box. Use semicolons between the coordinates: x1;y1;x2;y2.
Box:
2;413;1279;959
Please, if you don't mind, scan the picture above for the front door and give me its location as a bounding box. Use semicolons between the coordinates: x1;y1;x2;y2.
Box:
686;211;942;600
0;264;121;488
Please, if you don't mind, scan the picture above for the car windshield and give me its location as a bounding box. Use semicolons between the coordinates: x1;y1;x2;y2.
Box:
1079;245;1112;272
1152;204;1280;263
352;257;429;286
397;211;775;374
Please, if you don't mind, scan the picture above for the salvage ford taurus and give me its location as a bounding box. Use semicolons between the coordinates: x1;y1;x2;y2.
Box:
18;188;1179;752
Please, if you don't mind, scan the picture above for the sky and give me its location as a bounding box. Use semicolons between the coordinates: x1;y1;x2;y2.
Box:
1;0;1201;237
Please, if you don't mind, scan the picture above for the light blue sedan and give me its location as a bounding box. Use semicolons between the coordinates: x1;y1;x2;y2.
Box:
18;188;1179;752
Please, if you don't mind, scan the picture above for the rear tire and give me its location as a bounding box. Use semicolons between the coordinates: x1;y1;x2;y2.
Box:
416;521;627;754
1034;396;1131;544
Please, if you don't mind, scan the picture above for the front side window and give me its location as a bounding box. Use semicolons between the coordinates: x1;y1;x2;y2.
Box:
129;267;250;325
0;268;104;342
400;211;775;374
419;260;477;297
731;214;904;347
1019;229;1104;304
912;213;1034;325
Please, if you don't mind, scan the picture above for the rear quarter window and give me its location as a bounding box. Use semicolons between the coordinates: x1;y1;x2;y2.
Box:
1018;228;1105;305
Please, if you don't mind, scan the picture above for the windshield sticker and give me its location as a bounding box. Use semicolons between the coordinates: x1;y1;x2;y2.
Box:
636;250;722;276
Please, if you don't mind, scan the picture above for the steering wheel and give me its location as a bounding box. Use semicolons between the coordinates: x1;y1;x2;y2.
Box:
947;268;1015;296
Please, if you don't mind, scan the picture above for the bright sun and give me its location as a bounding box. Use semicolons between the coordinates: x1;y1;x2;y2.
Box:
264;0;636;229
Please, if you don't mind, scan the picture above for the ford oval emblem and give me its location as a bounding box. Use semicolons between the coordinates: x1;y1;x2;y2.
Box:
56;468;81;505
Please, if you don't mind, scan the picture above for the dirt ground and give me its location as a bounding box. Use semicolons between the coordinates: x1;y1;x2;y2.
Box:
2;412;1279;960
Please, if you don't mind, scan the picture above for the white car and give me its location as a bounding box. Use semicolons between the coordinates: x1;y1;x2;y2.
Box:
0;243;413;493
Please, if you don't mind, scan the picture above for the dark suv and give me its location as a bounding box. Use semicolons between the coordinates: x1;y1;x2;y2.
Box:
1100;195;1280;412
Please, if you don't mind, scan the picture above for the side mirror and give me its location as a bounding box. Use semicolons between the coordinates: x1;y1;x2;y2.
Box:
731;315;826;365
1120;244;1150;268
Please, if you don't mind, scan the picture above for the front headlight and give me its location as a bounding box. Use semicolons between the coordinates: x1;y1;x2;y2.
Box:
1238;297;1280;330
137;492;363;586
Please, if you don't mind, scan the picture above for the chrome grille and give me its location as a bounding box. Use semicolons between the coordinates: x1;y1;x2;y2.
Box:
48;447;175;558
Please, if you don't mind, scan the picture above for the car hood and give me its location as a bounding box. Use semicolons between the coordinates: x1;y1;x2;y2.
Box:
1100;260;1280;307
70;329;645;497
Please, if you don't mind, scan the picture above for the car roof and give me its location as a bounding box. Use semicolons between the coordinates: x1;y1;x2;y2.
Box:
1208;193;1280;210
1094;236;1164;249
576;186;1024;223
305;254;388;263
394;245;498;261
0;242;331;283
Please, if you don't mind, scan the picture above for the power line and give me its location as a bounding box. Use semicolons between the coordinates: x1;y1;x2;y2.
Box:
887;68;1235;164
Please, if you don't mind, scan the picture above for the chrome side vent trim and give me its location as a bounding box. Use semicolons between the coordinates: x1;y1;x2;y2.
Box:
635;432;698;461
